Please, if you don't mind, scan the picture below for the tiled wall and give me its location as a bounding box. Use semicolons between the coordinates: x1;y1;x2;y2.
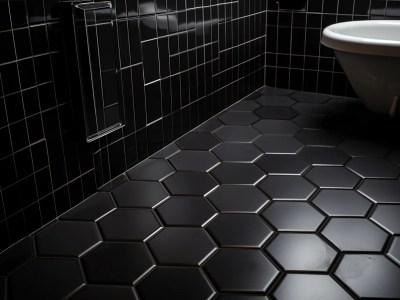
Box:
265;0;400;97
0;0;266;252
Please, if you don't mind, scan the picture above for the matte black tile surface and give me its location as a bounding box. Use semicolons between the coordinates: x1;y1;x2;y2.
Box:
299;146;350;166
176;132;220;150
255;106;298;120
212;143;263;162
169;150;220;172
306;166;361;189
358;179;400;203
370;205;400;234
163;172;218;196
254;135;304;154
346;157;400;178
295;129;342;146
259;175;316;200
291;92;330;103
213;125;260;142
255;95;295;107
252;120;300;135
0;237;34;276
339;140;388;157
218;111;259;125
256;154;310;175
388;237;400;265
228;101;260;112
211;163;265;185
70;285;138;300
126;159;174;181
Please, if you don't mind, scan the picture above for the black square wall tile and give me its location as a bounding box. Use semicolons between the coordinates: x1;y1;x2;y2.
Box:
137;267;215;300
147;227;217;266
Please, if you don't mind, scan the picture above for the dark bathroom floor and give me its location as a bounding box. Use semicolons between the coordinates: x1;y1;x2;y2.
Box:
1;87;400;300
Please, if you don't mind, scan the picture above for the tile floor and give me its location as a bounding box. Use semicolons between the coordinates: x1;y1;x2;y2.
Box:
1;87;400;300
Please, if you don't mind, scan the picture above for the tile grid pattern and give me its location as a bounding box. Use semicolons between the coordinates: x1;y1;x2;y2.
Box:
0;0;266;252
264;0;400;97
1;87;400;299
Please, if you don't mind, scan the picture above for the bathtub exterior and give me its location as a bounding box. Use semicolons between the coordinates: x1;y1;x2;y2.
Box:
335;50;400;114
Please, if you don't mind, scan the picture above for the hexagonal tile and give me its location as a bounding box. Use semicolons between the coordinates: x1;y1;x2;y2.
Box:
312;190;372;217
254;135;304;154
213;125;260;142
147;228;216;265
206;214;273;248
0;237;34;276
358;179;400;203
36;221;102;257
136;267;215;300
207;185;270;213
273;274;353;300
326;97;359;111
217;295;269;300
211;163;265;185
290;91;330;103
204;249;279;292
176;132;220;150
255;95;296;107
255;106;298;120
218;111;259;125
150;143;180;159
163;172;218;196
112;181;169;208
98;209;162;241
8;258;84;300
306;166;361;189
228;101;260;111
322;218;388;252
261;202;325;232
266;233;337;271
70;285;137;300
169;150;220;172
293;103;333;115
388;150;400;165
370;204;400;234
256;154;310;175
156;196;217;226
346;157;400;178
293;115;328;129
299;146;350;166
261;87;293;96
212;143;263;162
259;175;316;200
339;140;388;157
61;192;116;221
252;120;300;135
295;129;342;146
194;118;224;132
100;174;129;191
388;236;400;265
335;254;400;299
126;159;174;181
82;242;154;284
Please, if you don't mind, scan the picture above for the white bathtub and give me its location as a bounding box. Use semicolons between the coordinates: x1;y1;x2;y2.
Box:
321;20;400;115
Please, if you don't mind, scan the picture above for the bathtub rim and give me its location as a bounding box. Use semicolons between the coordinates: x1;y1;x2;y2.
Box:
321;20;400;58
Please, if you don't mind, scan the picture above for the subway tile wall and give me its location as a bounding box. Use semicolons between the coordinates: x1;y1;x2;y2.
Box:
0;0;266;253
265;0;400;96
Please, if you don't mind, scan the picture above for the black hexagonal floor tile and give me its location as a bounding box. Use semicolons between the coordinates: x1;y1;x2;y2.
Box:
156;196;217;226
147;227;217;266
255;95;296;107
211;163;265;185
312;190;372;217
150;143;180;159
218;111;259;125
0;237;34;276
290;91;330;103
266;233;337;271
261;87;293;96
273;274;353;300
256;154;310;175
163;172;218;196
335;254;400;299
207;185;270;213
261;201;325;232
214;125;260;142
82;242;154;284
136;267;215;300
217;295;269;300
254;135;304;154
8;258;84;300
36;221;102;257
207;214;273;248
204;249;279;292
299;146;350;166
61;192;116;221
322;218;388;252
346;157;400;178
255;107;298;120
388;237;400;265
169;150;220;172
388;150;400;165
295;129;342;146
112;181;169;208
259;176;316;200
126;159;174;181
306;166;361;189
370;204;400;234
176;132;220;150
358;179;400;203
339;140;388;157
293;103;333;115
228;101;260;111
98;209;161;241
194;118;224;133
292;115;328;129
70;285;137;300
212;143;263;162
252;120;300;135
